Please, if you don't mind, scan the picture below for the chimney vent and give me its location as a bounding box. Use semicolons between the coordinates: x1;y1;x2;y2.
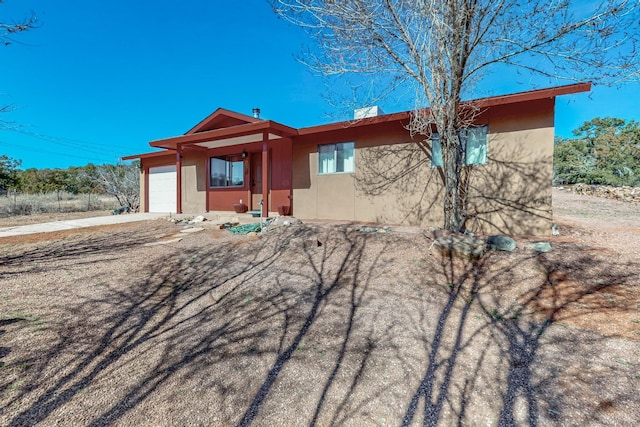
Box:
354;106;384;120
252;108;261;119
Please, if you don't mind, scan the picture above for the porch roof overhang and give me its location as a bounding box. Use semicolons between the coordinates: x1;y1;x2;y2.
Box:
122;150;176;161
149;120;299;151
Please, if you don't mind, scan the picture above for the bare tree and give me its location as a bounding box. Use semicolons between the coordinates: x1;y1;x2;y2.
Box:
1;2;37;131
85;163;140;212
273;0;640;231
1;2;37;46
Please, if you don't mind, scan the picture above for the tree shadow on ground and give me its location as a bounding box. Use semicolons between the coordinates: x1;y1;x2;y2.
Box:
485;244;639;426
401;235;638;426
401;253;482;426
236;227;383;427
1;224;393;426
0;222;172;278
2;224;293;425
1;223;638;426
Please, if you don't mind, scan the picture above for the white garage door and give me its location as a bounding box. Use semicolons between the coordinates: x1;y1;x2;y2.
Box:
148;165;177;213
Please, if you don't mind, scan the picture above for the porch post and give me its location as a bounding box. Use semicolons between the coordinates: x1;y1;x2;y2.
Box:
261;132;269;217
205;151;210;212
176;145;182;214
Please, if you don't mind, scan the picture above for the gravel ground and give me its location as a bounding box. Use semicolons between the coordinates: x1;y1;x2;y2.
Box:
0;189;638;426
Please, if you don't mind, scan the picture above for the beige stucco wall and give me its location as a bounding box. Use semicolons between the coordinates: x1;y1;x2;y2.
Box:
292;142;356;220
181;152;207;213
466;100;555;235
292;98;555;235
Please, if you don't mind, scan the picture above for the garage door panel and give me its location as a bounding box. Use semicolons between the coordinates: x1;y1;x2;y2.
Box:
149;165;177;213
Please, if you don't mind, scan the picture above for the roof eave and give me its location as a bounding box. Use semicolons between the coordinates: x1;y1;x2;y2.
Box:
298;82;591;136
150;120;299;150
137;82;592;152
298;111;411;136
472;82;592;108
122;150;177;161
185;108;262;135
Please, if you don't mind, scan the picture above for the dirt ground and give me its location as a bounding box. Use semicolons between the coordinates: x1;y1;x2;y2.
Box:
0;188;638;426
0;210;113;228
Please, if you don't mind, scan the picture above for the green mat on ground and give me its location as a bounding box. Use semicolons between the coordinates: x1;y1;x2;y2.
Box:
227;222;264;235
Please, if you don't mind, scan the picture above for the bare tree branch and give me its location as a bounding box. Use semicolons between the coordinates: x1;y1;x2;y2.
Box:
83;163;140;212
0;2;37;47
273;0;640;230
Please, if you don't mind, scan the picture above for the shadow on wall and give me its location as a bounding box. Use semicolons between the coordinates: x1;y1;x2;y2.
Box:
465;137;553;236
354;140;443;227
355;134;553;235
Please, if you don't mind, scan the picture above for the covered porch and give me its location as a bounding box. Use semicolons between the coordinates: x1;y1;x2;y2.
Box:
149;109;298;217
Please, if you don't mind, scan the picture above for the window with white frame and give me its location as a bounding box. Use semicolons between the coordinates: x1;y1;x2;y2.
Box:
431;126;488;168
318;142;355;174
210;156;244;187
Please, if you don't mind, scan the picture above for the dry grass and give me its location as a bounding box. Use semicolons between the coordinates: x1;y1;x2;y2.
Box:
0;190;638;426
0;192;116;222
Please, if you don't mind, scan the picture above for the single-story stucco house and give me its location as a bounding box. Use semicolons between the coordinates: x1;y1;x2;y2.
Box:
123;82;590;236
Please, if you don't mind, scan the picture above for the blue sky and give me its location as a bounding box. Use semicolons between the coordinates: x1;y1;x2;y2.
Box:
1;0;639;170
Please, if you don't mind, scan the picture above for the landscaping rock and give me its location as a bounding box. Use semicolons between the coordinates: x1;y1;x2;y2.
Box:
304;236;322;248
486;235;517;252
112;206;131;215
359;226;378;233
290;236;322;249
566;184;640;203
270;216;302;229
433;233;485;258
219;222;240;229
529;242;552;252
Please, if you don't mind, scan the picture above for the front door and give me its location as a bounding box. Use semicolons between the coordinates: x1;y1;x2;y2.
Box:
251;153;262;210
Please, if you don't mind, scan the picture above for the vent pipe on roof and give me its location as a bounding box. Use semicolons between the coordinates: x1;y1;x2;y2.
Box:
252;108;261;119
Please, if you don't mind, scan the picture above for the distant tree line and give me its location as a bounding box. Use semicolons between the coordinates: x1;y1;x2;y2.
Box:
3;162;98;194
554;117;640;187
0;157;140;211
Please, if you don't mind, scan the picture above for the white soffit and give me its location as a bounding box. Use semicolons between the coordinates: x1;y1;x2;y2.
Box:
194;133;282;149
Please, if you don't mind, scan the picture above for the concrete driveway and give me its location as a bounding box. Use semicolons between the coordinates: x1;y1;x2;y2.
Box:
0;213;168;238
